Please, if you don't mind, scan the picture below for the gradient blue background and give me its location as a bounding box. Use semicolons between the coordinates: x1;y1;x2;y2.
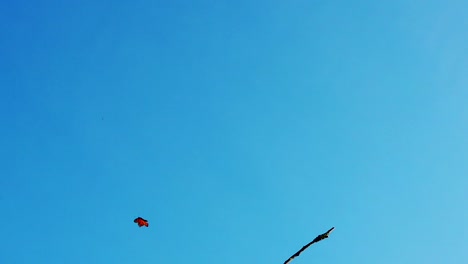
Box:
1;1;467;263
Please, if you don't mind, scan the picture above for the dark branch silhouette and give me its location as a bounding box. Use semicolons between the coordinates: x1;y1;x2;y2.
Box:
283;227;335;264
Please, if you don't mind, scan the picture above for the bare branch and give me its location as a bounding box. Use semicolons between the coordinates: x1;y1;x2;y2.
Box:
283;227;335;264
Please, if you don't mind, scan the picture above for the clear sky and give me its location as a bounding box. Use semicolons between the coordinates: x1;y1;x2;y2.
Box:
1;1;467;263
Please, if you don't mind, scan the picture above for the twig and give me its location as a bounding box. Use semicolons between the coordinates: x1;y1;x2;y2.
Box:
283;227;335;264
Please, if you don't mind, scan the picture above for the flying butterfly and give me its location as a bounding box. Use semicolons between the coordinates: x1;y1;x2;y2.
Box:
134;217;149;227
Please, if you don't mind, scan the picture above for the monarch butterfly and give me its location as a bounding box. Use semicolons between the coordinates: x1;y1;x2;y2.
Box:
134;217;149;227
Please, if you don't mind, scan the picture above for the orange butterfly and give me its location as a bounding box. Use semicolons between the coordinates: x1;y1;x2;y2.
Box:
134;217;149;227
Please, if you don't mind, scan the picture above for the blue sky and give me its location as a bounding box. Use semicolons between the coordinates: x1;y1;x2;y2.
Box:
1;0;467;263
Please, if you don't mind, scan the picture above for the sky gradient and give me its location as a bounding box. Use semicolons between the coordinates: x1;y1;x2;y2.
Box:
1;1;467;263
